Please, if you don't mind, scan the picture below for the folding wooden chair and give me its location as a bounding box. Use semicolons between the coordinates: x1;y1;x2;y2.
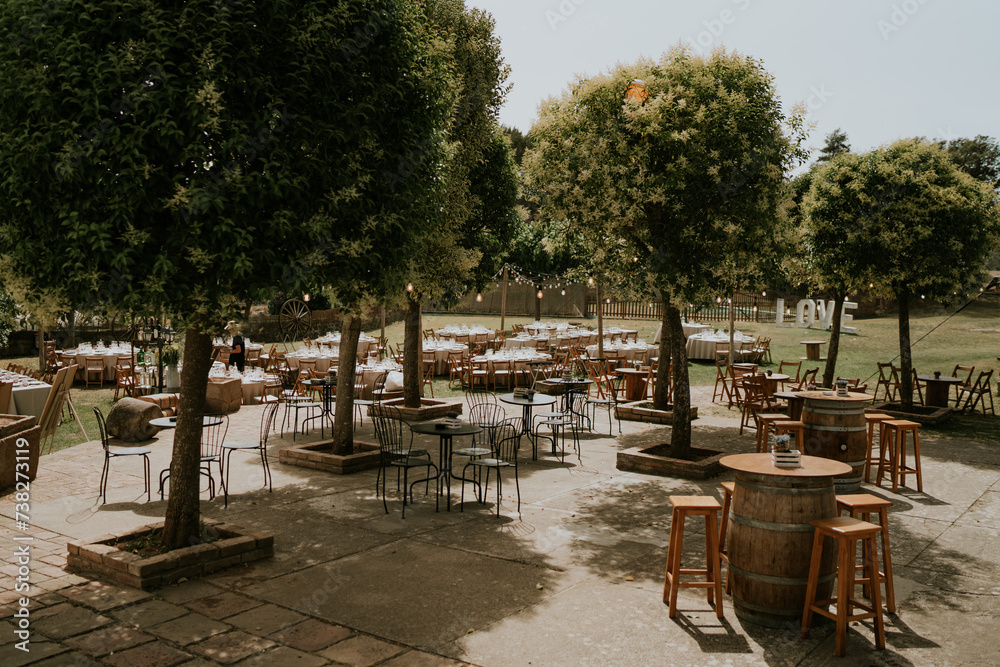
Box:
957;369;994;414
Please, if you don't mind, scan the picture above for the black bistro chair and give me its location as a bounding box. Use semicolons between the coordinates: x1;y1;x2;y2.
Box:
93;407;151;503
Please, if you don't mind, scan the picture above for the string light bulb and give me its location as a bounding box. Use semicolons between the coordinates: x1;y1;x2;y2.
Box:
303;293;310;302
588;277;594;286
537;290;543;299
406;283;413;292
476;293;482;302
561;289;566;296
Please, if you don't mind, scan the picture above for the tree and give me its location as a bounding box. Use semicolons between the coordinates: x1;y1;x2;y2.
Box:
399;0;514;409
525;47;806;458
501;125;532;167
0;288;17;351
802;139;1000;410
0;0;454;545
940;135;1000;190
793;159;871;388
816;128;850;163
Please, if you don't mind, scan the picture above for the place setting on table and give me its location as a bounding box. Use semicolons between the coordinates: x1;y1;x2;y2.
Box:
0;368;52;420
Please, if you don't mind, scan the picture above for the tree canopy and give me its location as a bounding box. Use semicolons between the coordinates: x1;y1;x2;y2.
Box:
803;138;1000;408
524;46;806;456
0;0;456;544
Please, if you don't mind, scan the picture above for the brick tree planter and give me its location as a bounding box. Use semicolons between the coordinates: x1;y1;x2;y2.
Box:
0;414;41;491
617;445;726;479
279;440;381;474
867;402;952;425
66;519;273;590
615;401;699;425
370;398;463;421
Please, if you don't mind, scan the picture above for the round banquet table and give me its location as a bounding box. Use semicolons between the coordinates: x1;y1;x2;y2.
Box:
685;334;754;361
720;453;851;628
586;344;655;365
62;350;127;382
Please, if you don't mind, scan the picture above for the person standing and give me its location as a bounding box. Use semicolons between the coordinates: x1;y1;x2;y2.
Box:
226;321;245;372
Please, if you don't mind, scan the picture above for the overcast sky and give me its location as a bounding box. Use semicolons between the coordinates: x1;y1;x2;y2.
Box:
468;0;999;157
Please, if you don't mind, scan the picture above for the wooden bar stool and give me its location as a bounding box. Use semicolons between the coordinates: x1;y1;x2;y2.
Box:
718;482;735;594
755;413;790;453
774;420;806;451
801;516;886;658
864;413;892;483
663;495;723;618
877;420;923;492
837;493;896;613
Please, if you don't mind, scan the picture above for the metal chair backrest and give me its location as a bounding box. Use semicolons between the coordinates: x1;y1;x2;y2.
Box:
466;389;497;411
93;406;110;453
470;402;506;429
371;371;389;404
492;421;520;461
201;414;229;460
259;401;280;446
373;406;411;460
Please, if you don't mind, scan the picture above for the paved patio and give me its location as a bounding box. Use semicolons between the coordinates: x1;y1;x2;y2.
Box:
2;387;998;666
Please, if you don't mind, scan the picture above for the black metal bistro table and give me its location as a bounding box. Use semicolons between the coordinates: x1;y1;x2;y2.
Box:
301;375;337;437
150;415;224;429
409;421;483;511
498;392;556;459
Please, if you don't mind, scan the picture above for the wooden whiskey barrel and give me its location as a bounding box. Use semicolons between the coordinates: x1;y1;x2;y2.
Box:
800;392;871;493
727;469;838;628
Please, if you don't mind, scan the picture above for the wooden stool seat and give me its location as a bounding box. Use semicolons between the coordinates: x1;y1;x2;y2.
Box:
837;493;896;613
663;495;723;618
773;420;806;451
718;481;735;594
864;413;892;483
755;413;791;453
877;420;923;492
802;516;886;657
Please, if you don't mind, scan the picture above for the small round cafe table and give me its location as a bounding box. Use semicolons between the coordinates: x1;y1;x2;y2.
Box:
720;453;851;628
150;415;224;429
499;392;557;459
409;422;483;511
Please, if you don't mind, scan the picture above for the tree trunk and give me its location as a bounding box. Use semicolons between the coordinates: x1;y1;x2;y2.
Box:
162;326;213;550
402;298;422;408
897;288;913;411
331;313;360;455
665;305;692;459
37;329;45;372
822;291;846;389
653;296;671;409
534;284;541;322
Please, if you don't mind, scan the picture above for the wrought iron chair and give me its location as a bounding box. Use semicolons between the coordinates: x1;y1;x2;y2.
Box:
94;407;150;503
460;420;522;516
373;407;437;518
220;402;278;508
158;413;228;500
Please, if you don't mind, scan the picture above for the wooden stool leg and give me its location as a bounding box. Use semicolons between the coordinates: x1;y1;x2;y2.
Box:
879;506;896;613
866;532;886;649
835;537;853;657
663;507;684;616
719;485;733;594
876;426;891;487
801;529;825;638
705;511;723;617
865;422;877;482
912;428;923;492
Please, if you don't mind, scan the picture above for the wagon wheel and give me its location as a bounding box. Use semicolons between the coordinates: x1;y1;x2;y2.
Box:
279;298;312;341
109;313;143;343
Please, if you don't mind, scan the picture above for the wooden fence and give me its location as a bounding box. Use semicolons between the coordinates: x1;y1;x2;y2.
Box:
586;292;777;323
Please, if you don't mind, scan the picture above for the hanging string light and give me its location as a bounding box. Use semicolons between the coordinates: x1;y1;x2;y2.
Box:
537;290;543;299
406;283;413;292
476;293;482;302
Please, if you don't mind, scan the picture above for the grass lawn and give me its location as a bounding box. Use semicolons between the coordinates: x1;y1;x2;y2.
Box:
6;299;998;453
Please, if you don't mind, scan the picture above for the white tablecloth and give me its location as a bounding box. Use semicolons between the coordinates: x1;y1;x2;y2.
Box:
503;337;549;350
10;382;51;421
685;333;754;360
420;343;469;375
653;322;712;343
61;350;129;381
470;353;552;386
285;354;338;373
586;344;656;364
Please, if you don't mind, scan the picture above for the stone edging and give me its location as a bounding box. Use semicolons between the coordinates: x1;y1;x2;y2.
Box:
616;401;699;424
66;518;273;590
617;445;725;479
279;440;381;474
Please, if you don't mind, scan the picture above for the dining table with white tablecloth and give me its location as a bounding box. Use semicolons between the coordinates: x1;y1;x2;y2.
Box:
503;335;550;350
284;351;339;373
653;321;712;344
1;370;51;421
470;351;552;386
586;342;657;365
685;332;755;360
420;341;469;375
434;326;495;345
60;346;131;382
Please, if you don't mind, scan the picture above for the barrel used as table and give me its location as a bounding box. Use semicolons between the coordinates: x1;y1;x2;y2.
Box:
797;390;872;494
721;453;852;628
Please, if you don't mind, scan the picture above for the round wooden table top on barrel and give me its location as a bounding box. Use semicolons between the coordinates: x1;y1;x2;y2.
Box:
795;390;872;403
720;452;852;478
720;453;851;628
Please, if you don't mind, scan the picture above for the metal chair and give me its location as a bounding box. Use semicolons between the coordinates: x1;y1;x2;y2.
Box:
158;414;228;500
93;407;150;503
220;402;278;508
373;407;437;518
460;421;522;516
